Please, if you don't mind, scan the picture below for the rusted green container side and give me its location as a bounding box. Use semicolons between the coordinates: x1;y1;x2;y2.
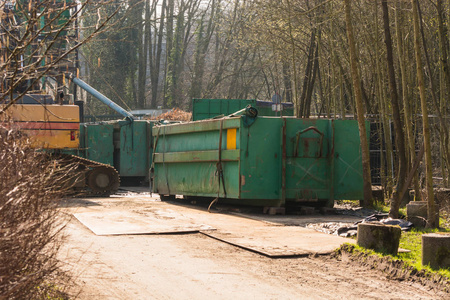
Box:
192;99;294;121
79;120;154;180
283;118;333;207
118;120;153;178
238;117;283;205
151;116;365;207
333;120;366;200
81;123;114;166
152;117;241;198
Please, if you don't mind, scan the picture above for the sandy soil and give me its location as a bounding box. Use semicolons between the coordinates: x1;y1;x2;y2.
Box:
59;193;447;300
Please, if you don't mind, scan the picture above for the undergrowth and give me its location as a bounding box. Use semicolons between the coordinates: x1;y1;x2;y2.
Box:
0;128;74;299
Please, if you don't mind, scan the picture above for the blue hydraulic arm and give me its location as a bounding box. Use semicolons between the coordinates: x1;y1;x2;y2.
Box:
71;75;136;122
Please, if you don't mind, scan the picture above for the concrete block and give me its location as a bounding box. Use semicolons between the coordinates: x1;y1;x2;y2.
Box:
406;201;439;228
357;223;401;255
422;233;450;270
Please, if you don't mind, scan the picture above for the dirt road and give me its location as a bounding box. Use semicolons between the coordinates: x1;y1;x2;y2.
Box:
59;192;446;299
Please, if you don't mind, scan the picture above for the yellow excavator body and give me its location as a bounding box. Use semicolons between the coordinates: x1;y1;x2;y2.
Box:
1;104;80;149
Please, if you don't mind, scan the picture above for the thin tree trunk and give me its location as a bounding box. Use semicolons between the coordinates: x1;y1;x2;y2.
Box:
282;61;292;103
151;0;166;108
396;0;421;200
381;0;408;218
305;38;320;117
163;0;175;108
137;0;147;108
299;28;316;117
285;0;299;117
344;0;373;207
411;0;437;228
373;0;393;197
436;0;450;186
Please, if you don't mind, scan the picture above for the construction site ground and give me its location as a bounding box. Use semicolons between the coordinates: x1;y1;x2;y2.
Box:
59;188;447;299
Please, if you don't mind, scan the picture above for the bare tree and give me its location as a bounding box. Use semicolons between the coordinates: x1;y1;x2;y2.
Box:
411;0;437;228
344;0;373;207
381;0;408;218
0;0;121;112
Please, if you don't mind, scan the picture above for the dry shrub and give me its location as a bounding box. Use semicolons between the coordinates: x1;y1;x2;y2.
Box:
0;127;75;299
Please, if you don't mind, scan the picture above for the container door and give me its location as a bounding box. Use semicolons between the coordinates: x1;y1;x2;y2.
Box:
85;124;114;166
284;119;332;206
333;120;365;200
119;120;150;178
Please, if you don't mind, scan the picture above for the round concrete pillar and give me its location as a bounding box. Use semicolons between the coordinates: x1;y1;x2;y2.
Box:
422;233;450;270
357;223;401;255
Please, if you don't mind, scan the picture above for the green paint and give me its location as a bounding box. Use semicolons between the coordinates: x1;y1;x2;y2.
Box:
192;99;294;121
118;120;152;177
152;116;366;207
83;123;114;166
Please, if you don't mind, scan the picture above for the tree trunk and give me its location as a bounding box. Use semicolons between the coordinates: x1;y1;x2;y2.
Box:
381;0;408;218
411;0;436;228
163;0;175;108
373;0;393;197
344;0;373;208
299;28;316;117
395;0;421;200
137;0;147;108
285;0;299;117
436;0;450;186
150;0;166;108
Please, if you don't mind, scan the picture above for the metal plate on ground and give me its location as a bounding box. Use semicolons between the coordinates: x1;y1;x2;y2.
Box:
202;226;355;257
73;209;215;236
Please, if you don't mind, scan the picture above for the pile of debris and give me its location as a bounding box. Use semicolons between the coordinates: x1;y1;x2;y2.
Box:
147;108;192;121
307;214;414;238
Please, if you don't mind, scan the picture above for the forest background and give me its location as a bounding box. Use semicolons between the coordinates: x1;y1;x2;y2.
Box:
82;0;449;203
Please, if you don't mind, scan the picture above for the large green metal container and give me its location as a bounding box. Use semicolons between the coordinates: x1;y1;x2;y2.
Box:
192;99;294;121
117;120;153;178
80;123;114;166
79;120;154;180
151;116;365;207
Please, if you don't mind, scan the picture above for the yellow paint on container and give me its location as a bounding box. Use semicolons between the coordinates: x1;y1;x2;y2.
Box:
226;128;237;150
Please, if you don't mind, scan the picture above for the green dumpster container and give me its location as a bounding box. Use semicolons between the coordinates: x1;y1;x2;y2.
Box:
151;116;365;207
192;98;294;121
79;120;154;181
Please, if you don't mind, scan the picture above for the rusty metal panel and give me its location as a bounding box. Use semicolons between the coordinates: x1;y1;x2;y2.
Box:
284;119;333;207
238;117;283;203
119;120;152;177
84;123;114;166
333;120;365;200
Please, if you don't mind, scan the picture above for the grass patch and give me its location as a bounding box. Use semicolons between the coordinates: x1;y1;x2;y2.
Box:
342;228;450;280
341;199;450;280
336;243;450;293
339;199;450;281
398;228;450;279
